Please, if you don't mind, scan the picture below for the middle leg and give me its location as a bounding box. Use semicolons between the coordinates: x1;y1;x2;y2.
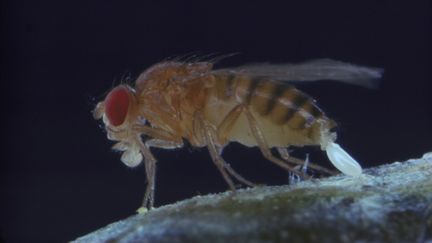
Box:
241;106;305;178
194;111;257;189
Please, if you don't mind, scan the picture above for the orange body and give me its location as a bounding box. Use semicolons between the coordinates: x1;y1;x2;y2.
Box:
130;62;334;148
94;58;382;209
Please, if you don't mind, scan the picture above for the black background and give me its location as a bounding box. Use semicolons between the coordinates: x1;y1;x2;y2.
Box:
1;0;431;242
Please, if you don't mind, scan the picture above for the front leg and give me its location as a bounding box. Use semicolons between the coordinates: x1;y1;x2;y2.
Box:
107;123;182;210
146;139;184;149
132;124;181;143
133;126;183;209
133;136;158;210
110;124;181;167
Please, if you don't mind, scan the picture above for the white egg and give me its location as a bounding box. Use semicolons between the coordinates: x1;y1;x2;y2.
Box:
325;142;362;176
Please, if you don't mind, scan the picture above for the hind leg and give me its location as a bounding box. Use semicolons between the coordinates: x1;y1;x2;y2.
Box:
276;147;336;175
241;106;305;178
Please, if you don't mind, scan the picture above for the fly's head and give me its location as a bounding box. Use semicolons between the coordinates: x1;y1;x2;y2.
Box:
94;85;136;128
93;85;144;167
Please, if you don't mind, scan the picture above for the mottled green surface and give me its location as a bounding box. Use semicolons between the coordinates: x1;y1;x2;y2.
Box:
74;153;432;243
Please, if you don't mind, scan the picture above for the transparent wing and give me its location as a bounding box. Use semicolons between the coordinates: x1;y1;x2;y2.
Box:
215;59;384;88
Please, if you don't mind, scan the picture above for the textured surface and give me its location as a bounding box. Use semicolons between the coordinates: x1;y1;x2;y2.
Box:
74;152;432;243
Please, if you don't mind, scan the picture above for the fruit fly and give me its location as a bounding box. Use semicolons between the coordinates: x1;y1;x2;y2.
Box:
93;58;383;209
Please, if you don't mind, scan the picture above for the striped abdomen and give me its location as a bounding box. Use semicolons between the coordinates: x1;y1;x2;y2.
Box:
206;73;335;147
214;73;326;130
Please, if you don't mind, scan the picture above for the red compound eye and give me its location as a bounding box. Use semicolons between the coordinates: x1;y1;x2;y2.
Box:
104;86;130;126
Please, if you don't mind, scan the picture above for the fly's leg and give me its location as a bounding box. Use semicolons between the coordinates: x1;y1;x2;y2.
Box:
214;105;258;187
242;106;305;178
288;154;310;184
215;146;258;187
216;105;243;144
194;111;236;190
146;139;184;149
132;125;182;209
277;147;337;175
194;111;257;190
134;136;157;209
140;140;183;209
132;124;181;142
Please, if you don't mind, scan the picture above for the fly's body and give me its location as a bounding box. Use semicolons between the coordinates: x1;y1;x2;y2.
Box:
94;58;383;209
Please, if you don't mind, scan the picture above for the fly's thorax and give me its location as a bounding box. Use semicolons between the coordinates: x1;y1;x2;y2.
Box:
135;61;213;94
